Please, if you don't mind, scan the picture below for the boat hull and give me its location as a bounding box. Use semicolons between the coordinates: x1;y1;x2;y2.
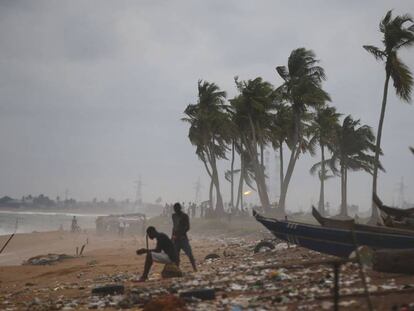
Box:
256;214;414;258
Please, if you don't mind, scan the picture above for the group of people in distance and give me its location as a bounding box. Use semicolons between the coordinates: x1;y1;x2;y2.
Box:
162;201;253;220
136;202;197;282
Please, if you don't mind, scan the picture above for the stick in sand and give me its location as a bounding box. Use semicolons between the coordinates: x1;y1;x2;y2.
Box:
0;218;18;254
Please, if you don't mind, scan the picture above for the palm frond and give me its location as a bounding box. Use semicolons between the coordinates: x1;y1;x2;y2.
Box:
276;66;289;81
310;161;322;175
389;55;413;102
380;10;393;33
363;45;386;60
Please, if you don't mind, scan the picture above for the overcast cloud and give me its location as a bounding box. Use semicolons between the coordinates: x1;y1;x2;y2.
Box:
0;0;413;212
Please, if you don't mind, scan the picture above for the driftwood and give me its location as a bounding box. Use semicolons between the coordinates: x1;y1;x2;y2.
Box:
0;233;15;254
0;218;18;254
372;249;414;274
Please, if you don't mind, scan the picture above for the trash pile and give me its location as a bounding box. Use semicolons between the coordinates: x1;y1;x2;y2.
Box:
2;237;414;310
23;254;75;265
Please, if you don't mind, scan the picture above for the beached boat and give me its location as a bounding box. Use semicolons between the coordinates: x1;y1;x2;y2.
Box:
373;194;414;219
311;206;355;228
254;211;414;258
382;214;414;230
312;205;414;234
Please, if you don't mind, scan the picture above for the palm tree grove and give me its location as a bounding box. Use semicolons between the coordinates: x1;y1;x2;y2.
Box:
184;11;414;222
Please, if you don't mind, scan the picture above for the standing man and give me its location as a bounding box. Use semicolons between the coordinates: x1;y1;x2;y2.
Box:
172;202;197;271
71;216;79;232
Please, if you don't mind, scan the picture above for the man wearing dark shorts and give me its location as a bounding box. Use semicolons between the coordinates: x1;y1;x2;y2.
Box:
136;226;178;281
172;202;197;271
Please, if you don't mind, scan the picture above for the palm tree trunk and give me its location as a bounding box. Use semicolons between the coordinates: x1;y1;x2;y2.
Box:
247;116;271;211
279;110;301;213
240;177;244;211
255;163;271;210
230;141;235;208
371;71;391;220
235;155;244;210
211;163;224;213
207;142;224;214
279;142;284;195
279;146;300;213
260;142;264;167
201;158;214;211
209;178;214;210
345;168;348;215
340;165;348;217
318;143;325;215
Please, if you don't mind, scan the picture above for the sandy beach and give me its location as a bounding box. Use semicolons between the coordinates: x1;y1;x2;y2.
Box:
1;228;414;310
0;229;224;310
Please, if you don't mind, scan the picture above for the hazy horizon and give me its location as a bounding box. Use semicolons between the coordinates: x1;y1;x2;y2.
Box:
1;1;414;213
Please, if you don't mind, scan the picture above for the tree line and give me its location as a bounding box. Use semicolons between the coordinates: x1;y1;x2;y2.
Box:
183;10;414;219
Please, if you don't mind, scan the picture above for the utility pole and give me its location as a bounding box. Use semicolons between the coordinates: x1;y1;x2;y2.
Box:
134;176;143;208
64;189;69;207
397;177;405;209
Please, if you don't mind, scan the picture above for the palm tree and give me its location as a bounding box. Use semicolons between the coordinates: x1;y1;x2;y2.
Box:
275;48;331;213
183;80;233;214
363;10;414;219
326;116;378;217
309;106;341;215
230;77;275;211
271;103;293;201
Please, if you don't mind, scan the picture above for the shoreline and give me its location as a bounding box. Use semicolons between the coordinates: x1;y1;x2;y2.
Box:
0;210;108;218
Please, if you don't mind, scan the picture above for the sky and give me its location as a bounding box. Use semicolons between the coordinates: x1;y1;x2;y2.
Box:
0;0;413;213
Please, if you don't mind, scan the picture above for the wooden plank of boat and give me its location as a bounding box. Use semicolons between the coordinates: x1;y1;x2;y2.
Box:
373;194;414;218
382;215;414;231
312;206;414;236
254;211;414;258
312;206;354;228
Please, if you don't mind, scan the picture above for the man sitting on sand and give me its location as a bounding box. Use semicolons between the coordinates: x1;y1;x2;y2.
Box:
136;226;178;282
172;202;197;271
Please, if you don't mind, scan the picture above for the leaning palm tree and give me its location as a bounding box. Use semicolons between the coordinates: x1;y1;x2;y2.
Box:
275;48;331;213
309;105;341;215
271;103;293;200
230;77;275;211
326;116;378;217
363;10;414;219
183;80;233;214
